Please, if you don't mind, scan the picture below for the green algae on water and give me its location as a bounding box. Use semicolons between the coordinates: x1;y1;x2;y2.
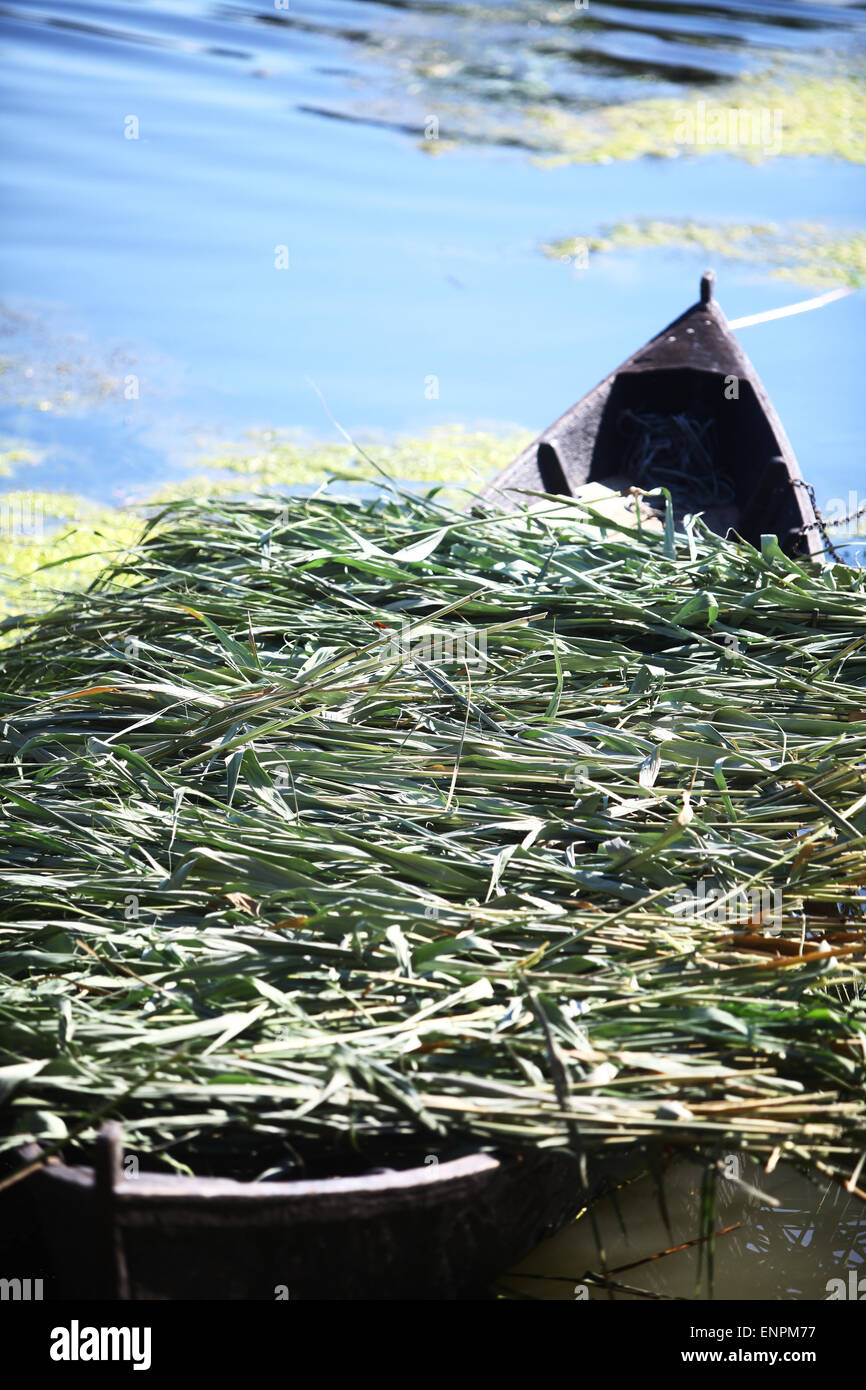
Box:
0;430;533;624
545;221;866;290
0;491;142;625
530;73;866;166
200;424;533;489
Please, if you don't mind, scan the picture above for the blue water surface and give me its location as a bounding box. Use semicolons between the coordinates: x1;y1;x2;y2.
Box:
0;0;863;512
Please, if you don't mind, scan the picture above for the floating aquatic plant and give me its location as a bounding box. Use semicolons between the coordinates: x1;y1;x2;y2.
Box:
545;221;866;291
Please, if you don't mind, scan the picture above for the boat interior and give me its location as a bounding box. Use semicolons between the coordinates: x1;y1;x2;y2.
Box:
542;366;807;550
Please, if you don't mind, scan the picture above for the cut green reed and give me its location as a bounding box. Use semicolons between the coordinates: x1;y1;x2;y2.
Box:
1;484;865;1187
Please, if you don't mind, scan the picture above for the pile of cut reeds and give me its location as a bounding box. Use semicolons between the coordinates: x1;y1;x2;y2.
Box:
1;485;865;1192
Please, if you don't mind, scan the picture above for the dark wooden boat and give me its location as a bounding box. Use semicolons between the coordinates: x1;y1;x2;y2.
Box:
483;272;822;560
10;1125;642;1300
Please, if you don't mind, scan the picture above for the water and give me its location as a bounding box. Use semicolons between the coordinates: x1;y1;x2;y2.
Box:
506;1157;866;1302
1;0;865;1297
1;1;864;512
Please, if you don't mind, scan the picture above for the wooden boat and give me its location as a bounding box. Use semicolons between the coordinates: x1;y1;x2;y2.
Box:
10;1125;642;1300
483;272;822;560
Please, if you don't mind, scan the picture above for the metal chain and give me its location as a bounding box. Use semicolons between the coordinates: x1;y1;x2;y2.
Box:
789;480;844;563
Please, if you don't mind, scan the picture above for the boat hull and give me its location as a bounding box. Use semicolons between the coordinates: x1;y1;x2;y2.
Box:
10;1129;642;1300
483;275;822;559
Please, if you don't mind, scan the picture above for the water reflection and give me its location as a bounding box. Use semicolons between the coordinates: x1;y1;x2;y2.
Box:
504;1155;866;1300
5;2;865;150
234;0;866;143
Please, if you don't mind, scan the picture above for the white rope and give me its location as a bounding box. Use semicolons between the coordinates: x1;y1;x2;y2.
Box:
728;285;853;329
